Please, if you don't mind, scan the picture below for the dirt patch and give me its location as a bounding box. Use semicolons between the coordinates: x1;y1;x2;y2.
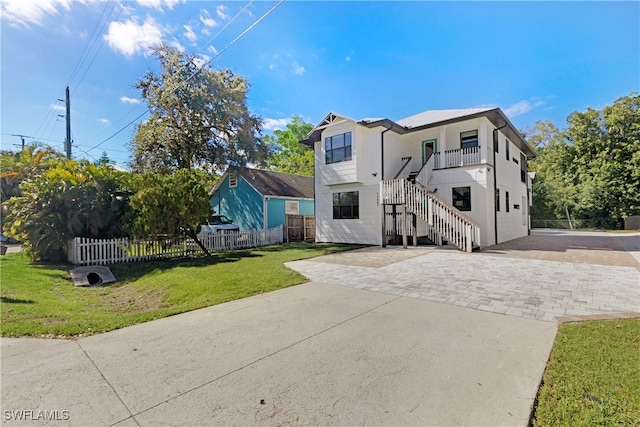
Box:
104;285;166;312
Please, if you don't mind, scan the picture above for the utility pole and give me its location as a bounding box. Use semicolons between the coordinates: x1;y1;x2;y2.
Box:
58;86;72;159
11;134;33;150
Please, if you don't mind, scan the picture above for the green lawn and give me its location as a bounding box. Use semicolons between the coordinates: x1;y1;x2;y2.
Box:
0;242;360;338
532;319;640;426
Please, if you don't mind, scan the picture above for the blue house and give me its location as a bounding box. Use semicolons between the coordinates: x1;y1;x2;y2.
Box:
209;168;314;231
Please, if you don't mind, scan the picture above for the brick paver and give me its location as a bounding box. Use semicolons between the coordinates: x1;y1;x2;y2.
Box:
286;230;640;323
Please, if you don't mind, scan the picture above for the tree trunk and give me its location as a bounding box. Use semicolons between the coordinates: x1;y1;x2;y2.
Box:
564;206;574;230
188;230;211;256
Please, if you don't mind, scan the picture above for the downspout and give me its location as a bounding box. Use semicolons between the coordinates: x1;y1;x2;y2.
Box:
381;125;393;247
263;197;269;231
493;123;507;245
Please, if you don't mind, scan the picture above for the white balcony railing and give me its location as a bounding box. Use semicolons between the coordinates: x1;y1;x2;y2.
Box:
432;146;481;169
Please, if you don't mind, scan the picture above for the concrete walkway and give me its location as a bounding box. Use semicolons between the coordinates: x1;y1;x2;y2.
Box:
2;230;638;426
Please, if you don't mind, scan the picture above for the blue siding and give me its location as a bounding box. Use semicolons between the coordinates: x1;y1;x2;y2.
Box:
266;198;314;228
210;175;263;231
210;174;315;231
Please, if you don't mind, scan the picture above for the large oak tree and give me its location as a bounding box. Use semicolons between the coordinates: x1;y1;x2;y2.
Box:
130;45;268;174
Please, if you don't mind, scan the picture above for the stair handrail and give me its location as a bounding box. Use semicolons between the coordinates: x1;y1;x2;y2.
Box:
393;156;413;179
404;180;480;252
414;153;434;187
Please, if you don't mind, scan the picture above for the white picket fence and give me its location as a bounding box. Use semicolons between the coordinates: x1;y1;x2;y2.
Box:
68;225;284;266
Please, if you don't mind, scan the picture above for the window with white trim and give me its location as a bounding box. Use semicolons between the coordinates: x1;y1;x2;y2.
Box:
229;173;237;188
285;201;299;215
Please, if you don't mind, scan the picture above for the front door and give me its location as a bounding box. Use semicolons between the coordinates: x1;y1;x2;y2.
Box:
422;139;437;164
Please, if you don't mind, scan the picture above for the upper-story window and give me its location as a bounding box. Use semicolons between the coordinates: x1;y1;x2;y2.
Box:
460;130;478;149
506;139;510;161
325;132;352;164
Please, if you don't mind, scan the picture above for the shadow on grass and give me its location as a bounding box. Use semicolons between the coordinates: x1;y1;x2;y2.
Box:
0;296;35;304
109;250;263;282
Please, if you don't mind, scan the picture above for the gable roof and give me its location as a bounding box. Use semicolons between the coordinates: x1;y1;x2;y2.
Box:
301;107;535;158
240;168;314;199
210;168;314;199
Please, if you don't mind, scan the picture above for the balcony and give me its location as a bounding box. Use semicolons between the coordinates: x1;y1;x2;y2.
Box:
433;146;481;169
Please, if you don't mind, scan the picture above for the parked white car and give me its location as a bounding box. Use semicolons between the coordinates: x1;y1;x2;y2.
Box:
199;215;240;234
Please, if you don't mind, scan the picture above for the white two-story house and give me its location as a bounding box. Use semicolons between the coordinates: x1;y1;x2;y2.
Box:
301;108;536;252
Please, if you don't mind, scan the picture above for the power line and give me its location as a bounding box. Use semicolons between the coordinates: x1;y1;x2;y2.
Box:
84;0;285;154
81;2;253;146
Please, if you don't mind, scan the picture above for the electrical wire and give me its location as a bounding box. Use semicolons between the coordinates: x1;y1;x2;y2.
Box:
82;1;254;146
84;0;285;155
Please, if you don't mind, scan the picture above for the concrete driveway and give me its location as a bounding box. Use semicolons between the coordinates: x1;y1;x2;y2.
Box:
1;230;638;426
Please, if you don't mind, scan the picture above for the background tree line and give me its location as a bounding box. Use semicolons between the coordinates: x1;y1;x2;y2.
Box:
525;92;639;229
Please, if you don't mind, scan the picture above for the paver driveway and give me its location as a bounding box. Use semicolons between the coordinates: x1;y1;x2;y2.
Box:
286;230;640;323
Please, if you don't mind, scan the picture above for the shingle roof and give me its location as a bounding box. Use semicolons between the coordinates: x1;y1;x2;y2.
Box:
239;168;314;199
396;108;495;128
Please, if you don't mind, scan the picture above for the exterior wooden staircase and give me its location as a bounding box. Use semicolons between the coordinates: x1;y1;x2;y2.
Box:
380;178;481;252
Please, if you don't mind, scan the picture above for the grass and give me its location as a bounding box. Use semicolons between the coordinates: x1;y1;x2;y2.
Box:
0;242;361;338
532;319;640;426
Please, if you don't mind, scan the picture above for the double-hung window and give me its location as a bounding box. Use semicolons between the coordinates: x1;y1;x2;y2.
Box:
460;130;478;149
452;187;471;211
333;191;359;219
325;132;352;164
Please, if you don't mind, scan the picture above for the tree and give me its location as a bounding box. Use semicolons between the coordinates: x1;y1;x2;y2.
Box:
265;115;314;176
130;45;268;174
129;169;214;255
3;161;131;261
0;143;64;201
526;92;640;229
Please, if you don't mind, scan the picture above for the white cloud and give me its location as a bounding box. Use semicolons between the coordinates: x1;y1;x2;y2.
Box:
169;38;185;53
292;61;305;75
104;17;164;57
504;101;532;117
51;103;65;111
199;9;217;27
183;24;197;42
207;45;218;55
99;118;111;124
345;56;351;62
216;5;229;21
136;0;182;11
120;96;141;104
269;63;276;71
0;0;72;27
263;118;291;132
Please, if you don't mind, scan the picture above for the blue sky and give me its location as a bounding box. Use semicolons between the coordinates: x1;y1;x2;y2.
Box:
1;1;638;169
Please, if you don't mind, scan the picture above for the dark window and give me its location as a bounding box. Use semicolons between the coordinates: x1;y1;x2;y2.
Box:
506;140;510;161
520;153;527;183
460;130;478;149
229;174;237;188
452;187;471;211
333;191;359;219
506;191;510;212
495;188;500;212
325;132;352;164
